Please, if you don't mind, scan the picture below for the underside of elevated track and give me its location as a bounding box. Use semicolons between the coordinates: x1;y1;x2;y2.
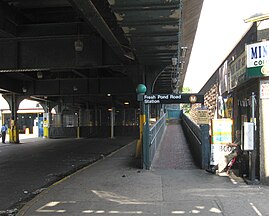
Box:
0;0;203;110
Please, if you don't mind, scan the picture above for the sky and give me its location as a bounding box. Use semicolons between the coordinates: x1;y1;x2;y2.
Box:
0;95;39;110
184;0;269;92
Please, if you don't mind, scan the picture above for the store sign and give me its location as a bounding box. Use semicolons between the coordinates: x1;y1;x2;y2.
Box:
230;52;246;89
143;94;204;104
246;41;269;77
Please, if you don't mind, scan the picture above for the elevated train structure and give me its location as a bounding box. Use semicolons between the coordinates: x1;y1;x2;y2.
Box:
0;0;203;141
1;0;269;191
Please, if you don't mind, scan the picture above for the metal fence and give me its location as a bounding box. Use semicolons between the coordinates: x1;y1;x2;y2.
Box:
181;114;210;169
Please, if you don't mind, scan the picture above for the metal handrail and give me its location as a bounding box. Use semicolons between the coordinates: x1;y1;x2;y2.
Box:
149;113;166;146
146;113;167;168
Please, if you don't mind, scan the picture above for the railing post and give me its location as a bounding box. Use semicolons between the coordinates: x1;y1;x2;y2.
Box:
200;124;210;169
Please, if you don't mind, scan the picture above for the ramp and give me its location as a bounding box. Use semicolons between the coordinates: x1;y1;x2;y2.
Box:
151;121;196;169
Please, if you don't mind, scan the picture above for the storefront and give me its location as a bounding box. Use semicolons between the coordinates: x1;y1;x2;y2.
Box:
194;22;269;184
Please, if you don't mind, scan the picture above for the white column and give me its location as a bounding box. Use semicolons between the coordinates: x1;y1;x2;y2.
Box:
260;79;269;183
260;98;269;182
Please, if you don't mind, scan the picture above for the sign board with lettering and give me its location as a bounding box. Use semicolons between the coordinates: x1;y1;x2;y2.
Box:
197;109;209;125
230;52;247;89
143;94;204;104
246;41;269;77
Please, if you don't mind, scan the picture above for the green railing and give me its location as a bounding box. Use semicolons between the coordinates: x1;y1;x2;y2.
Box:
181;114;210;169
143;113;167;169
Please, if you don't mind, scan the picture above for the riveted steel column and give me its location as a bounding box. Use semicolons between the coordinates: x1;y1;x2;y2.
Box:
6;93;20;143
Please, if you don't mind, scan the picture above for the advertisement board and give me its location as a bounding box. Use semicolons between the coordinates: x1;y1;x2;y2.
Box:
210;119;233;165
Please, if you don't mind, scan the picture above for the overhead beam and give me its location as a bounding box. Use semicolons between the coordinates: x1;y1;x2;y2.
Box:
126;31;179;37
0;74;24;93
108;0;181;8
72;69;88;78
0;2;21;38
15;22;90;39
119;19;179;27
68;0;135;61
27;77;135;97
0;35;122;70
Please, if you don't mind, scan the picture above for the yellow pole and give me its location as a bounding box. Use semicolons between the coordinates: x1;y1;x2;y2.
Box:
135;114;146;158
43;118;48;138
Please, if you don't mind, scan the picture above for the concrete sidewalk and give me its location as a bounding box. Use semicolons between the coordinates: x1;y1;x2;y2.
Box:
17;141;269;216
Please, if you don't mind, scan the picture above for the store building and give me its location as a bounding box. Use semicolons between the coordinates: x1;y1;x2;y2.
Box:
191;21;269;184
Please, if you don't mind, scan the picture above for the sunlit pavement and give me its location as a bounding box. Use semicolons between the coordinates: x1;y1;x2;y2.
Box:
5;133;39;142
16;141;269;216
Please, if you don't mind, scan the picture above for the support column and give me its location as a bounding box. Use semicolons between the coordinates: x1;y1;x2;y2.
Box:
143;103;150;169
42;102;51;138
110;107;115;138
77;108;83;138
123;108;126;126
3;94;21;143
43;113;49;138
260;84;269;184
249;92;257;182
135;84;147;158
94;106;98;126
56;104;63;127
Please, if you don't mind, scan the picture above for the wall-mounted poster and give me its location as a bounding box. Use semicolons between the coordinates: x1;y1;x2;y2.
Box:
260;80;269;99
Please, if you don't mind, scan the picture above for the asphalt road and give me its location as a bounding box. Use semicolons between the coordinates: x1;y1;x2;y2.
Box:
0;136;135;214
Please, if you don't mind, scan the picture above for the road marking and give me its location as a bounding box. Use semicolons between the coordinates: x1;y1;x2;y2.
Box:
250;202;263;216
229;177;238;185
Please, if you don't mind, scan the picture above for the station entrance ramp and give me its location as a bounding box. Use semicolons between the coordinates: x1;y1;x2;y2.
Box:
151;118;197;169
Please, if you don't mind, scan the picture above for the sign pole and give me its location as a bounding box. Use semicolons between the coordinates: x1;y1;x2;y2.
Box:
249;92;256;182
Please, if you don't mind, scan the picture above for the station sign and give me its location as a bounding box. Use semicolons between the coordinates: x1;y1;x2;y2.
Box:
143;94;204;104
